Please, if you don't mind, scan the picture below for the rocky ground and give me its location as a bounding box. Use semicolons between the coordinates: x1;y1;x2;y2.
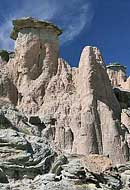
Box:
0;104;130;190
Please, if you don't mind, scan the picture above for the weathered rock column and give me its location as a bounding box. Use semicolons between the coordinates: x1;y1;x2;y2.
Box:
10;17;62;86
8;17;62;113
76;46;127;164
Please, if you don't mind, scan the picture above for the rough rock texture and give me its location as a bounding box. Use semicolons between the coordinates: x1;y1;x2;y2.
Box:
1;17;130;189
11;17;62;40
0;105;56;178
0;61;18;106
107;64;127;87
106;63;130;92
121;109;130;131
2;17;128;164
8;17;61;114
81;154;113;173
37;47;126;165
76;47;123;163
106;64;130;162
0;104;127;190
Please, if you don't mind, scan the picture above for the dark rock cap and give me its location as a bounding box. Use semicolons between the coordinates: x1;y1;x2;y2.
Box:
106;63;126;70
10;17;62;40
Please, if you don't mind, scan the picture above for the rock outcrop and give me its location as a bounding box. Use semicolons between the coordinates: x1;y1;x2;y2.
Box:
76;47;123;163
0;17;130;189
107;63;130;92
1;17;128;163
107;64;127;87
0;59;18;106
38;46;126;164
7;17;62;114
106;63;130;161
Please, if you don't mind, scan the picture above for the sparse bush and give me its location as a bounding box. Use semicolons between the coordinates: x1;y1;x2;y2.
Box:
0;50;9;62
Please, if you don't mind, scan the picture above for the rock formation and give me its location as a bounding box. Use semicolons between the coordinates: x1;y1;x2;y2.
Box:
107;63;130;170
107;63;127;87
106;63;130;92
0;53;18;106
0;17;130;189
76;47;123;162
8;17;62;114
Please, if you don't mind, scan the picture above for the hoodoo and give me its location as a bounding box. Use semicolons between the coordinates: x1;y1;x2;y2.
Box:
107;63;127;87
8;17;62;113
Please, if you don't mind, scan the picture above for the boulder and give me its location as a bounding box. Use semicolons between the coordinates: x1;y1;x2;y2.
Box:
81;154;113;173
51;154;68;175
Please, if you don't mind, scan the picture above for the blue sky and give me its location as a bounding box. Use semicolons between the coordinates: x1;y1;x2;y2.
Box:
0;0;130;75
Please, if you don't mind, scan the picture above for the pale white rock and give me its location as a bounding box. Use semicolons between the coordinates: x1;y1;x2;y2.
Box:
7;17;61;114
76;46;125;164
121;109;130;131
38;46;127;164
122;77;130;91
1;18;128;165
0;17;130;190
0;61;18;106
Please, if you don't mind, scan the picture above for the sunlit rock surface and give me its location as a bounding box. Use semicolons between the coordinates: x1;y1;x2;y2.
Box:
0;17;130;189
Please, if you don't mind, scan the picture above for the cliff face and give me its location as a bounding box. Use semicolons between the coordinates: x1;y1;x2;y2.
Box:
4;17;126;164
0;17;130;189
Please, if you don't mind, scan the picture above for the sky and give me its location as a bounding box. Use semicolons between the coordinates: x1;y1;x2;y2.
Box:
0;0;130;75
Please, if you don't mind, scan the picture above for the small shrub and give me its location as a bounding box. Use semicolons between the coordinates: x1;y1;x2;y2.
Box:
0;50;9;62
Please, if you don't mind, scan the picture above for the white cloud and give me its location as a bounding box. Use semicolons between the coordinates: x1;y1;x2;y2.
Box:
0;0;94;50
60;1;94;43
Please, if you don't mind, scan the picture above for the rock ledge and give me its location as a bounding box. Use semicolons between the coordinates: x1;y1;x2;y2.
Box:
11;17;62;40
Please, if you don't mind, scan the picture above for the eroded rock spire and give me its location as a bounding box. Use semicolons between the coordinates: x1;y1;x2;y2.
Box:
7;17;62;113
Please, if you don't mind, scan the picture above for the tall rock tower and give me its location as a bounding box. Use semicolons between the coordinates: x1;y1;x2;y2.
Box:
8;17;62;113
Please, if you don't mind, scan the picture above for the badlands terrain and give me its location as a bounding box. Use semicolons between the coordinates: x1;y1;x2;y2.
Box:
0;17;130;189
